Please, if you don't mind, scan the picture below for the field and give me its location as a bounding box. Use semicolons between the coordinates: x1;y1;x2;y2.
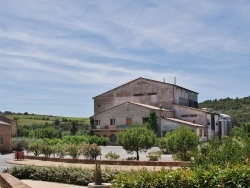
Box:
3;113;89;126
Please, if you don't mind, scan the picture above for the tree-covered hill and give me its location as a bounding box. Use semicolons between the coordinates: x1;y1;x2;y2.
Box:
199;96;250;126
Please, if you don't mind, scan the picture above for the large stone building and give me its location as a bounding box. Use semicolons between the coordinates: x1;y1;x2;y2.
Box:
0;116;17;152
91;77;232;143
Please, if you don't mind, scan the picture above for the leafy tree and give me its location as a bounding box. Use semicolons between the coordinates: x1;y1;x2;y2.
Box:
82;144;101;160
117;125;156;160
54;118;60;126
165;126;199;161
147;110;158;133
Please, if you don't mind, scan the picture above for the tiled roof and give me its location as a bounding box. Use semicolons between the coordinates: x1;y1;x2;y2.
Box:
129;102;171;112
164;117;206;128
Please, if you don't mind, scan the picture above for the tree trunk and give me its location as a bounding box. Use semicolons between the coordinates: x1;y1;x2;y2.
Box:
136;150;139;160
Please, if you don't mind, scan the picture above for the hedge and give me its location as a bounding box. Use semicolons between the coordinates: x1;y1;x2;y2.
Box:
112;165;250;188
10;165;119;186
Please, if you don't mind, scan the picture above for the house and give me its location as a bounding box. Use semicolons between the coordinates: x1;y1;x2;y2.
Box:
91;77;232;143
0;116;17;152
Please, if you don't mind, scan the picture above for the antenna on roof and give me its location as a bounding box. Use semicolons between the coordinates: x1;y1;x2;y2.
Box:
174;77;176;85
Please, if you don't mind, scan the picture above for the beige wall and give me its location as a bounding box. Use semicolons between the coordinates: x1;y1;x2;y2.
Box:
173;105;207;125
94;78;175;114
94;103;161;126
0;124;12;151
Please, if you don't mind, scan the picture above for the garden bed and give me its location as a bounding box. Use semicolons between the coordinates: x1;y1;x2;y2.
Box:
24;155;190;167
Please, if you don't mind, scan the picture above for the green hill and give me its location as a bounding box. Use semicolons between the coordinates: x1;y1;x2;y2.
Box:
0;112;89;126
199;96;250;126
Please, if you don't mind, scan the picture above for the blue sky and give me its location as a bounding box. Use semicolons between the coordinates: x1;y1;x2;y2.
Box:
0;0;250;117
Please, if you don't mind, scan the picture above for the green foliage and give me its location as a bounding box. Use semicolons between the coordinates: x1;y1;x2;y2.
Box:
82;144;101;160
165;126;199;161
192;136;250;169
66;144;81;159
147;150;162;161
86;135;110;146
199;96;250;126
105;151;120;160
28;126;62;139
10;165;120;186
28;139;43;156
112;166;250;188
11;137;29;151
54;143;67;158
60;135;88;145
156;137;171;154
147;110;158;133
117;125;156;160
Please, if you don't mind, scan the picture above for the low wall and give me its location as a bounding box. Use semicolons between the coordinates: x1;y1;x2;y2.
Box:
0;173;31;188
24;156;190;167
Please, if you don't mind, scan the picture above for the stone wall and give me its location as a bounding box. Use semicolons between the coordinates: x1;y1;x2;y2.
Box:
0;173;31;188
0;124;12;151
94;78;175;114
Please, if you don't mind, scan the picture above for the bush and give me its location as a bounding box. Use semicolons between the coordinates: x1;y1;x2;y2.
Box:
105;151;120;160
82;144;101;160
112;165;250;188
10;165;120;186
147;151;162;161
66;144;81;159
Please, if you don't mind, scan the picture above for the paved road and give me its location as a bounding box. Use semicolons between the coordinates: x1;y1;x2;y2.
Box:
0;153;14;172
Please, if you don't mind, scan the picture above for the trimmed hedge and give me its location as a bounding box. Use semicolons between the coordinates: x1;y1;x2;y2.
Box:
11;164;250;187
10;165;120;186
112;165;250;188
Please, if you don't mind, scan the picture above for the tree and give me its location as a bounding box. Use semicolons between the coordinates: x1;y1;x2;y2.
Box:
70;121;78;135
147;110;158;133
117;125;156;160
165;126;199;161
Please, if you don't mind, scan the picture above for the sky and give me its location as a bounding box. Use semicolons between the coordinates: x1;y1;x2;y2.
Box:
0;0;250;117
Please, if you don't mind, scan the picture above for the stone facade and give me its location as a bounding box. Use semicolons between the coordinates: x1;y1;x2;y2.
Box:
91;77;231;141
0;116;17;152
93;77;198;114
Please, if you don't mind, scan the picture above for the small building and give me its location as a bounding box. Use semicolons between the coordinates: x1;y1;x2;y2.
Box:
91;77;232;142
0;116;17;152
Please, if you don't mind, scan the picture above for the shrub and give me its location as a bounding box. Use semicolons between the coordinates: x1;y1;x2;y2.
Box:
112;165;250;188
147;150;162;161
105;151;120;160
10;165;120;186
66;144;81;159
82;144;101;160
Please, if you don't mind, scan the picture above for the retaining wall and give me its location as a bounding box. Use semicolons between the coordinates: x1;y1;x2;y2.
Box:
0;173;31;188
24;155;190;167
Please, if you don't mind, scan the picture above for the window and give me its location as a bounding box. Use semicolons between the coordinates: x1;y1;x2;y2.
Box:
126;118;132;125
147;92;157;95
95;120;100;125
199;129;203;137
182;115;189;117
134;93;143;96
0;138;3;144
110;119;115;125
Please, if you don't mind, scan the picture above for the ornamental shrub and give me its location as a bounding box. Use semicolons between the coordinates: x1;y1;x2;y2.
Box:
82;143;101;160
11;165;120;186
105;151;120;160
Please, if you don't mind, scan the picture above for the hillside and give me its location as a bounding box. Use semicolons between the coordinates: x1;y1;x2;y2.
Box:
199;96;250;126
0;112;89;126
